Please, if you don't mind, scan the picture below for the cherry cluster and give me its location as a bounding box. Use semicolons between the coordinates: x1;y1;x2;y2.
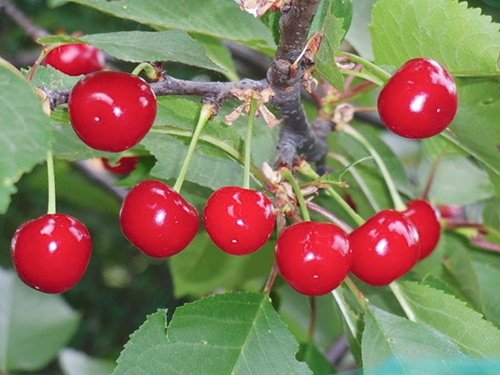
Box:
11;44;456;298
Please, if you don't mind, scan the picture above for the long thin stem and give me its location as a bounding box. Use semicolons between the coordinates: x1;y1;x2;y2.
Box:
342;124;406;211
338;51;392;83
297;163;365;227
340;70;384;86
389;282;417;322
243;99;258;189
131;62;157;79
306;201;353;233
173;104;213;193
281;169;310;222
46;150;56;215
344;276;367;311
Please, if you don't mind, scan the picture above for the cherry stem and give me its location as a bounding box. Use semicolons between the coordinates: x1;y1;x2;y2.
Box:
46;150;56;215
421;145;448;199
343;276;367;311
173;104;213;193
342;124;406;211
262;263;279;294
281;169;310;222
306;201;353;233
131;62;157;80
340;70;384;86
27;46;55;83
389;282;417;322
307;296;317;343
297;163;365;227
337;52;392;84
243;99;258;190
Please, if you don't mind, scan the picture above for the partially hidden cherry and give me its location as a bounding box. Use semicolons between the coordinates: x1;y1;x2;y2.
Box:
275;222;352;296
377;58;458;139
102;156;140;176
68;71;157;152
350;210;420;286
203;186;275;255
403;199;441;260
44;43;105;76
120;180;199;258
11;214;92;294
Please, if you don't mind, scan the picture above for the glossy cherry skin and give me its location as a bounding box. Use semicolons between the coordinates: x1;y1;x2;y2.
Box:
350;210;420;286
203;186;275;255
11;214;92;294
44;43;105;76
68;71;157;152
403;199;441;260
102;156;140;176
120;180;199;258
275;222;352;296
377;58;458;139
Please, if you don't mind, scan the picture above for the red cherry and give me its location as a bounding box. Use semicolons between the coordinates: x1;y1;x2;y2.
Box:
102;156;140;176
437;204;465;220
377;58;458;139
120;180;199;258
403;199;441;260
350;210;420;286
275;222;352;296
44;43;105;76
10;214;92;294
68;71;157;152
203;186;275;255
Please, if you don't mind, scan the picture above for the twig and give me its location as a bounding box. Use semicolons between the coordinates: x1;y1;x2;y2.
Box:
0;0;49;41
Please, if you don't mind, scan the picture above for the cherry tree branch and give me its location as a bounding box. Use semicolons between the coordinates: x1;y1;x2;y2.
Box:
0;0;49;41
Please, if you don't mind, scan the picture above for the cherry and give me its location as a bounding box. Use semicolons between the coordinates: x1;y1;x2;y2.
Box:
102;156;140;176
10;214;92;294
350;210;420;286
403;199;441;260
68;71;157;152
275;222;352;296
377;58;458;139
120;180;199;258
203;186;275;255
437;204;465;220
44;43;105;76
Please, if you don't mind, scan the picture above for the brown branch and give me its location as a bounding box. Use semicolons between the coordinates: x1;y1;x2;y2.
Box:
0;0;49;41
267;0;327;170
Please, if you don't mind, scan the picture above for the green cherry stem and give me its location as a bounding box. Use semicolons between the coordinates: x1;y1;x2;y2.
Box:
297;163;365;227
243;98;258;190
337;51;392;84
340;69;384;87
173;104;213;193
46;150;56;215
131;62;158;80
341;124;406;211
281;169;311;222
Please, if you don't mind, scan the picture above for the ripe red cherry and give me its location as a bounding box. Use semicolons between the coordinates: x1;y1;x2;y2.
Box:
120;180;199;258
44;43;105;76
10;214;92;294
403;199;441;260
350;210;420;286
102;156;139;176
68;71;157;152
377;58;458;139
203;186;275;255
275;222;352;296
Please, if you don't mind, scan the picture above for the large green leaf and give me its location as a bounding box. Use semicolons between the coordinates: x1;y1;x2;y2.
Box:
397;281;500;356
472;262;500;329
68;0;276;54
0;59;53;214
0;268;80;372
113;293;311;375
362;305;465;374
170;232;273;298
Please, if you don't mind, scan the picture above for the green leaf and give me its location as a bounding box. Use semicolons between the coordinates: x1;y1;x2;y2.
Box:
0;267;80;372
482;198;500;242
472;262;500;329
397;281;500;356
362;305;465;374
113;293;312;375
421;135;468;160
319;156;372;185
27;65;82;90
68;0;276;54
0;59;53;214
170;232;273;298
190;34;239;80
59;349;115;375
371;0;500;72
297;343;335;375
